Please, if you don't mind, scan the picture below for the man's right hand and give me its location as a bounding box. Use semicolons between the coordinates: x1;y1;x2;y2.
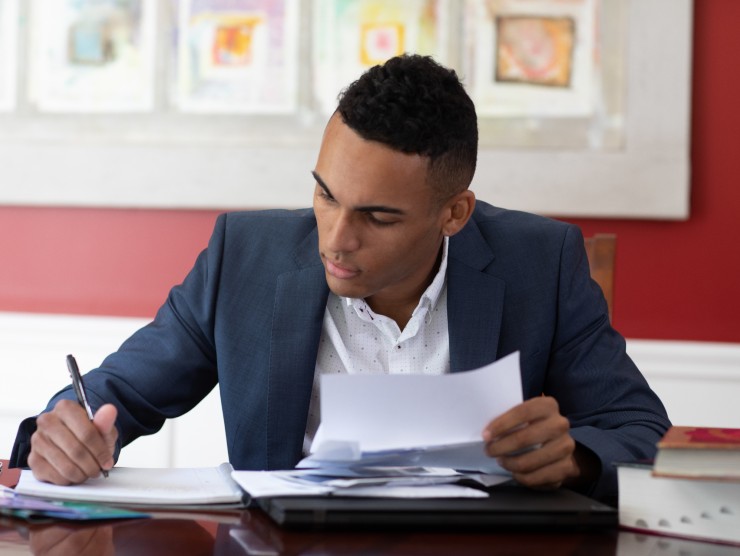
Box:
28;400;118;485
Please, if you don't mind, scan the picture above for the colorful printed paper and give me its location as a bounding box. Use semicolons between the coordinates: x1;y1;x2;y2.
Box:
1;493;149;521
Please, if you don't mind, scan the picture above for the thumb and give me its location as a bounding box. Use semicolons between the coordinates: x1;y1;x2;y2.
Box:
92;404;118;471
93;403;118;436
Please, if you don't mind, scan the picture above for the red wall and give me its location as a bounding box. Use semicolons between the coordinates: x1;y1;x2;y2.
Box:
1;1;738;342
569;0;740;343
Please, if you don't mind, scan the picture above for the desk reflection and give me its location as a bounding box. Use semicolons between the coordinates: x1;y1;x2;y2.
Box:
22;518;215;556
2;511;738;555
29;524;114;556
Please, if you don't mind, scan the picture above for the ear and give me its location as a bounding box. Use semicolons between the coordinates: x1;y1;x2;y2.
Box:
441;190;476;237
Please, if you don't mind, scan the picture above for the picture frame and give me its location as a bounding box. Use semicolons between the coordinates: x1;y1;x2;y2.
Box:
0;0;692;219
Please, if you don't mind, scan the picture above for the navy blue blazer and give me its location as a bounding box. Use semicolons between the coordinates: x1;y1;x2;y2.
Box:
12;201;669;500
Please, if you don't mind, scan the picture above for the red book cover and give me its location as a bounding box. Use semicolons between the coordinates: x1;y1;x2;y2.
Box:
0;459;21;489
659;426;740;450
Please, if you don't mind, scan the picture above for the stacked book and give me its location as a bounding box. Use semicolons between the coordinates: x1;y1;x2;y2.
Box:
618;426;740;546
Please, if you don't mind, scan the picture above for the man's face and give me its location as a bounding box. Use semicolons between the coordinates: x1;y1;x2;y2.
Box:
313;115;449;309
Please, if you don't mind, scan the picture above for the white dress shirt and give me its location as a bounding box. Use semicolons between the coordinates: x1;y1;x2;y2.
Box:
303;238;451;453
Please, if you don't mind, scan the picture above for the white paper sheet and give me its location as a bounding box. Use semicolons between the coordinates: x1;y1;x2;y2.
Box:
231;469;499;499
308;351;523;472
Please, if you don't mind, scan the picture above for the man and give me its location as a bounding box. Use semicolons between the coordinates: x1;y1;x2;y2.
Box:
12;55;669;502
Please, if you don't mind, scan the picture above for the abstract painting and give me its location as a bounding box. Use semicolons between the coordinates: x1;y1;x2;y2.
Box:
313;0;449;115
464;0;595;117
28;0;156;112
495;16;575;88
173;0;299;113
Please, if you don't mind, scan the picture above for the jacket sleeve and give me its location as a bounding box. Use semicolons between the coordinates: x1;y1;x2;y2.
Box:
11;214;230;468
547;224;671;502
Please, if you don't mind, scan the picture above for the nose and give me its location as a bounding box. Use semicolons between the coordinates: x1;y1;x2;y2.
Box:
325;210;361;254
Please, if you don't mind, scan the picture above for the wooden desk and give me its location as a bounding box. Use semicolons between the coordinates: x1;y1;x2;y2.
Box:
0;510;734;555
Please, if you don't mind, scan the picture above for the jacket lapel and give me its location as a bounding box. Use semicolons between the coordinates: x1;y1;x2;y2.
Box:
266;227;329;469
447;219;505;373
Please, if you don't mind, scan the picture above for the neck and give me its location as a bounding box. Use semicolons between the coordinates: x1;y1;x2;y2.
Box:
365;243;444;330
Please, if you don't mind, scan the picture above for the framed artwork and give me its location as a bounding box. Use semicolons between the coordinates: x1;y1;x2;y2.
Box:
313;0;450;115
495;16;576;88
172;0;300;113
0;0;692;220
463;0;626;153
0;0;18;111
467;0;692;218
27;0;157;112
467;0;597;118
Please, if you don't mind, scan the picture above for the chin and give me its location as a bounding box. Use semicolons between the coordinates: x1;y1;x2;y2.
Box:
326;277;367;300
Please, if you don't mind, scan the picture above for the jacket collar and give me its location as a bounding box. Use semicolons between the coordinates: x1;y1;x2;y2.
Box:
447;217;505;372
267;226;328;469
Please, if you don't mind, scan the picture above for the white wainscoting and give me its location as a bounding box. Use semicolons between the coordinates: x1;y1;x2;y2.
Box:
0;312;226;468
2;312;739;468
626;339;740;428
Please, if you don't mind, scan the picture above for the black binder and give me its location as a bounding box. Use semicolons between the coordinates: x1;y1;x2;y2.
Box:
257;481;617;531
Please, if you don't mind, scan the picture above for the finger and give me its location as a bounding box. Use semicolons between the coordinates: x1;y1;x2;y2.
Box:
30;412;94;484
92;404;118;470
498;433;576;475
57;406;114;477
509;452;577;490
28;445;76;486
32;401;111;482
483;397;559;442
29;438;86;485
498;435;578;489
485;412;570;458
93;404;117;435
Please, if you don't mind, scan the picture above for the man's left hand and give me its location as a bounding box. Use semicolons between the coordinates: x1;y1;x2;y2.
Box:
482;396;594;490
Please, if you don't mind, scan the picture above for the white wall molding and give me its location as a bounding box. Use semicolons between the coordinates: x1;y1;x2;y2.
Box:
627;339;740;381
626;339;740;428
0;311;226;468
2;312;739;467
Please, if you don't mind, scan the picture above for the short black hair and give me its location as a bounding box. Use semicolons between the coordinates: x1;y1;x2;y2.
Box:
337;54;478;201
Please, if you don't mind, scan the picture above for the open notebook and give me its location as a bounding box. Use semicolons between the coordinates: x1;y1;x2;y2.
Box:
14;463;247;507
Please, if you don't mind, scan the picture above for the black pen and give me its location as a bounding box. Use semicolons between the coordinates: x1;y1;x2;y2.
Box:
66;354;109;478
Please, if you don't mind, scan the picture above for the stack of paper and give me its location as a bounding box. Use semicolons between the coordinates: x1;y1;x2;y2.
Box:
233;352;523;500
231;467;509;499
15;354;523;505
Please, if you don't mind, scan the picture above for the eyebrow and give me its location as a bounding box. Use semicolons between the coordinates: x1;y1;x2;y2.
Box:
311;170;406;215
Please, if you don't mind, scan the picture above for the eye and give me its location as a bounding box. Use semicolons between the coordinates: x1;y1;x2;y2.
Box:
317;189;336;204
365;213;397;227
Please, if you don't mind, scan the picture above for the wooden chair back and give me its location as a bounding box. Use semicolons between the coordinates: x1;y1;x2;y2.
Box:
584;234;616;321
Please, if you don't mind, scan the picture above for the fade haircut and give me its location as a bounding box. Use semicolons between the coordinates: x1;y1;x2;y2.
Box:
337;54;478;203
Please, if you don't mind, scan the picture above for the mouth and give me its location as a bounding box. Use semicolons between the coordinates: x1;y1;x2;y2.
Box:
324;257;360;280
